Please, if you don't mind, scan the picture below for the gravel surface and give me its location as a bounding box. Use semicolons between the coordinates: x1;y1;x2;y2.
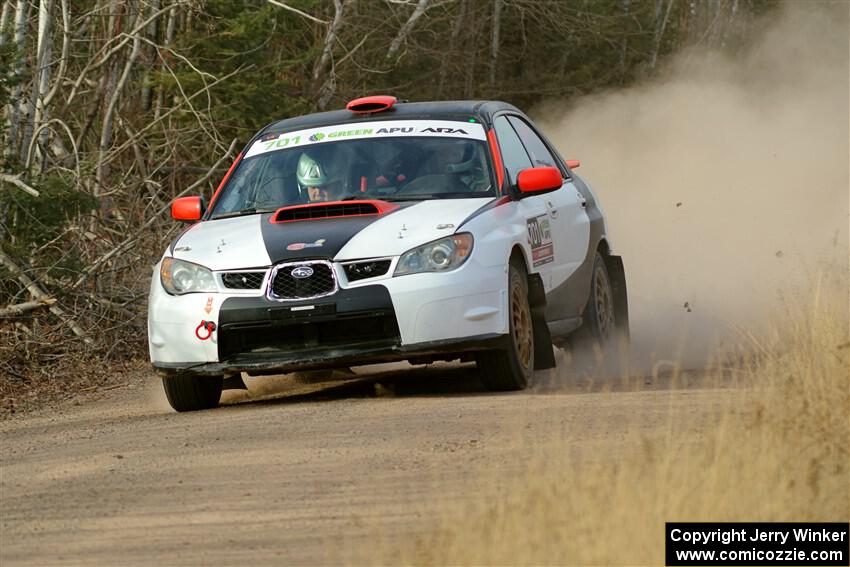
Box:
1;356;732;566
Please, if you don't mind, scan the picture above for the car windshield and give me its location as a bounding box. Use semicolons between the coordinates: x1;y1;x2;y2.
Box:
210;121;494;219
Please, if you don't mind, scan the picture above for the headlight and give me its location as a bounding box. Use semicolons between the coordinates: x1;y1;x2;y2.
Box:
394;233;473;276
160;257;218;295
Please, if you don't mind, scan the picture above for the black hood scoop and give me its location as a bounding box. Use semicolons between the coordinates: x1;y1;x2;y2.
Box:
261;200;401;263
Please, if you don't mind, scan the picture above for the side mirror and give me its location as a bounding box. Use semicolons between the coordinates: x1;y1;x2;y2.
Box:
517;167;562;194
566;159;580;169
171;196;205;221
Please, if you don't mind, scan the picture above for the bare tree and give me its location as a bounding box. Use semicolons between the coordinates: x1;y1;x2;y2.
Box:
140;0;160;111
0;1;12;46
489;0;502;86
386;0;431;61
4;0;28;159
651;0;674;69
26;0;56;169
313;0;352;111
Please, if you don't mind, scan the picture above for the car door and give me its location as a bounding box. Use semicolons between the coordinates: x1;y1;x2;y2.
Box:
492;115;555;290
507;116;590;292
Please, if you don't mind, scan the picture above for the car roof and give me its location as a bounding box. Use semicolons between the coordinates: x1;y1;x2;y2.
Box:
259;100;523;136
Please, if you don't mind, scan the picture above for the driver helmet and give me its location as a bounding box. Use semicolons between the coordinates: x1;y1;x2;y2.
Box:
427;140;475;174
297;151;346;202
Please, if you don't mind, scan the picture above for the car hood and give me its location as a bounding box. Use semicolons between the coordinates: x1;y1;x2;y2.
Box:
169;198;493;270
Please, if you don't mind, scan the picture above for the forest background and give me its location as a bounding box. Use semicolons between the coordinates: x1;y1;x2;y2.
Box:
0;0;780;407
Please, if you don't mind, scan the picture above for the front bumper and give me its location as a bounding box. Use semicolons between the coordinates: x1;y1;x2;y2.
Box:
148;257;509;374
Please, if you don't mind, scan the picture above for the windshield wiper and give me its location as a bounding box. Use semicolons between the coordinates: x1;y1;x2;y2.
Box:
380;195;426;201
383;192;492;201
211;207;274;220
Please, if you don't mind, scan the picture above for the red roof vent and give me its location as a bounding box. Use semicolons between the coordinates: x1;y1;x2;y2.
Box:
346;95;397;114
271;200;399;223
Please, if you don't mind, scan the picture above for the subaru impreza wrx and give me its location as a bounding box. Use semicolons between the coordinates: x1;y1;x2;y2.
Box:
148;96;629;411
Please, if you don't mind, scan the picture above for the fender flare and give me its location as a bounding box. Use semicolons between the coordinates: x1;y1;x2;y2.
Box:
510;244;556;370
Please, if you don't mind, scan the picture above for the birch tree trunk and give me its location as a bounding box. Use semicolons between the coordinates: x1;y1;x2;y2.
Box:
4;0;27;160
386;0;430;61
488;0;502;86
140;0;160;111
650;0;674;69
153;2;177;121
462;1;478;98
96;3;143;197
313;0;350;111
437;0;467;98
28;0;55;169
0;1;10;153
0;1;11;46
619;0;630;81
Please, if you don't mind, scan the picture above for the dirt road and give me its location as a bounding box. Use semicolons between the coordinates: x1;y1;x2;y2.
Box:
1;356;732;566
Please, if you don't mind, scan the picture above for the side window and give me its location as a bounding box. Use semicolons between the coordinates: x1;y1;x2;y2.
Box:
493;116;533;184
507;117;559;170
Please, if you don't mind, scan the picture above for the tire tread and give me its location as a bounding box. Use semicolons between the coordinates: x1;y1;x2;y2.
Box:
162;374;223;412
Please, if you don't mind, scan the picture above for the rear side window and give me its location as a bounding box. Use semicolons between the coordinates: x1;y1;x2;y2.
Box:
493;116;532;184
507;116;559;170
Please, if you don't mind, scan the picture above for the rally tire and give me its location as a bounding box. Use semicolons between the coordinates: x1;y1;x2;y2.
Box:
476;262;534;391
576;252;617;346
162;374;223;412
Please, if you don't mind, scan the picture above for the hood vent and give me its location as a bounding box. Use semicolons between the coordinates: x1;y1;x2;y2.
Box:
271;200;398;223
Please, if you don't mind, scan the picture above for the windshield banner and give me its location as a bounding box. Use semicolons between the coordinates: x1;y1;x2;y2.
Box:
245;120;487;159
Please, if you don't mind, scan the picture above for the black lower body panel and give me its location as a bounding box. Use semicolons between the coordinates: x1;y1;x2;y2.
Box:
152;284;508;376
153;333;507;377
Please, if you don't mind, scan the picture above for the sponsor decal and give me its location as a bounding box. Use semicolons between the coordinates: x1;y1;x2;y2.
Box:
328;128;374;139
421;127;468;134
261;135;302;152
291;266;314;279
204;296;214;315
245;120;486;159
527;214;554;267
286;239;326;251
375;127;413;134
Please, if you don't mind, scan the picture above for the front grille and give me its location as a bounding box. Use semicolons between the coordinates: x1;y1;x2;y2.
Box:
343;260;392;282
269;261;336;300
219;313;400;358
221;271;266;290
273;202;379;222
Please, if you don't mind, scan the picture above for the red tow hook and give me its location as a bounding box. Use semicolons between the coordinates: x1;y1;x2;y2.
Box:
195;320;216;341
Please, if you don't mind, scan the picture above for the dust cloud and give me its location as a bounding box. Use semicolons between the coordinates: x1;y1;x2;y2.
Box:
536;2;849;368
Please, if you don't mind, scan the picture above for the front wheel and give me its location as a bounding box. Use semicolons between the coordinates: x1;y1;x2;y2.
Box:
476;262;534;391
162;374;223;412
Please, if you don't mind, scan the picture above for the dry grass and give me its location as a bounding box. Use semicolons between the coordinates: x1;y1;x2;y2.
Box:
395;285;849;565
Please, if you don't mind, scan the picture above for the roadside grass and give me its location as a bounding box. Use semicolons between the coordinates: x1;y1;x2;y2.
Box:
390;283;849;565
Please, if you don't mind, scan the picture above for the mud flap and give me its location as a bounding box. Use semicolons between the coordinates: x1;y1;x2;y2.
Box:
527;273;556;370
222;374;248;390
604;255;630;340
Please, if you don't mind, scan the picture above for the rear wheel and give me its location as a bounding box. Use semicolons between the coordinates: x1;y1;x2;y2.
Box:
576;252;616;345
476;262;534;391
162;374;223;412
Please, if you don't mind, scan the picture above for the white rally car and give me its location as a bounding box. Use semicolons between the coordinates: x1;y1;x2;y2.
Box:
148;96;629;411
